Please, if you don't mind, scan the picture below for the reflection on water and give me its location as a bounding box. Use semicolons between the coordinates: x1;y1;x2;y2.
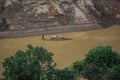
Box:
0;25;120;77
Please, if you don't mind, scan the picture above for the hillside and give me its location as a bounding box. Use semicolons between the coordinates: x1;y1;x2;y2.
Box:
0;0;119;33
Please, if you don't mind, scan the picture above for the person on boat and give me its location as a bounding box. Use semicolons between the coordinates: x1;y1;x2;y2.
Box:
41;34;45;40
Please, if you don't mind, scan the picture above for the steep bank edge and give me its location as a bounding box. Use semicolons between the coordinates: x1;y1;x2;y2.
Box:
0;23;102;39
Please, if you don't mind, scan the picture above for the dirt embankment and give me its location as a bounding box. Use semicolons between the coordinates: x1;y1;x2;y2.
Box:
0;23;102;39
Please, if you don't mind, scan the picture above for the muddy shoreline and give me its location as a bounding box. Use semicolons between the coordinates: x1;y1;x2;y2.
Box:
0;23;103;39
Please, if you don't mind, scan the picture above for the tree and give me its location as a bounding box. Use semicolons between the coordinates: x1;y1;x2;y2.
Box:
1;44;56;80
72;46;120;80
52;68;74;80
84;46;120;70
1;45;120;80
108;65;120;80
71;61;84;79
81;63;101;80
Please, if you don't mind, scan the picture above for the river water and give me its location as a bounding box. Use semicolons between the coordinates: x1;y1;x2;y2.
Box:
0;25;120;77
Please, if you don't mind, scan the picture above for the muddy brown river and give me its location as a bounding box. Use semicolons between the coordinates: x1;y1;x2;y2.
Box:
0;25;120;77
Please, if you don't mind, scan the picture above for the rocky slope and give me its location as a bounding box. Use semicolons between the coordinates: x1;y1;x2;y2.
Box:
0;0;120;32
91;0;120;26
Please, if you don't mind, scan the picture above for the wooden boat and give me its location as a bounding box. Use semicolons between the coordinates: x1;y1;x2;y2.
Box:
42;35;72;41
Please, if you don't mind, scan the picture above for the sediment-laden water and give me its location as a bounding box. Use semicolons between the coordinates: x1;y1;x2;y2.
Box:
0;25;120;77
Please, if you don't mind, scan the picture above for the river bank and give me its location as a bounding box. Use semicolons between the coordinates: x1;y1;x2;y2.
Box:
0;23;102;39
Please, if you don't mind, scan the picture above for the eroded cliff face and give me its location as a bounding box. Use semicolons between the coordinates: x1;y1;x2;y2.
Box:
92;0;120;27
1;0;120;31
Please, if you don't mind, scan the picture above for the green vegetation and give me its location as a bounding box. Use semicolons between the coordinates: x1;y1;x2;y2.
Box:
1;44;56;80
50;69;74;80
72;46;120;80
0;45;74;80
1;45;120;80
